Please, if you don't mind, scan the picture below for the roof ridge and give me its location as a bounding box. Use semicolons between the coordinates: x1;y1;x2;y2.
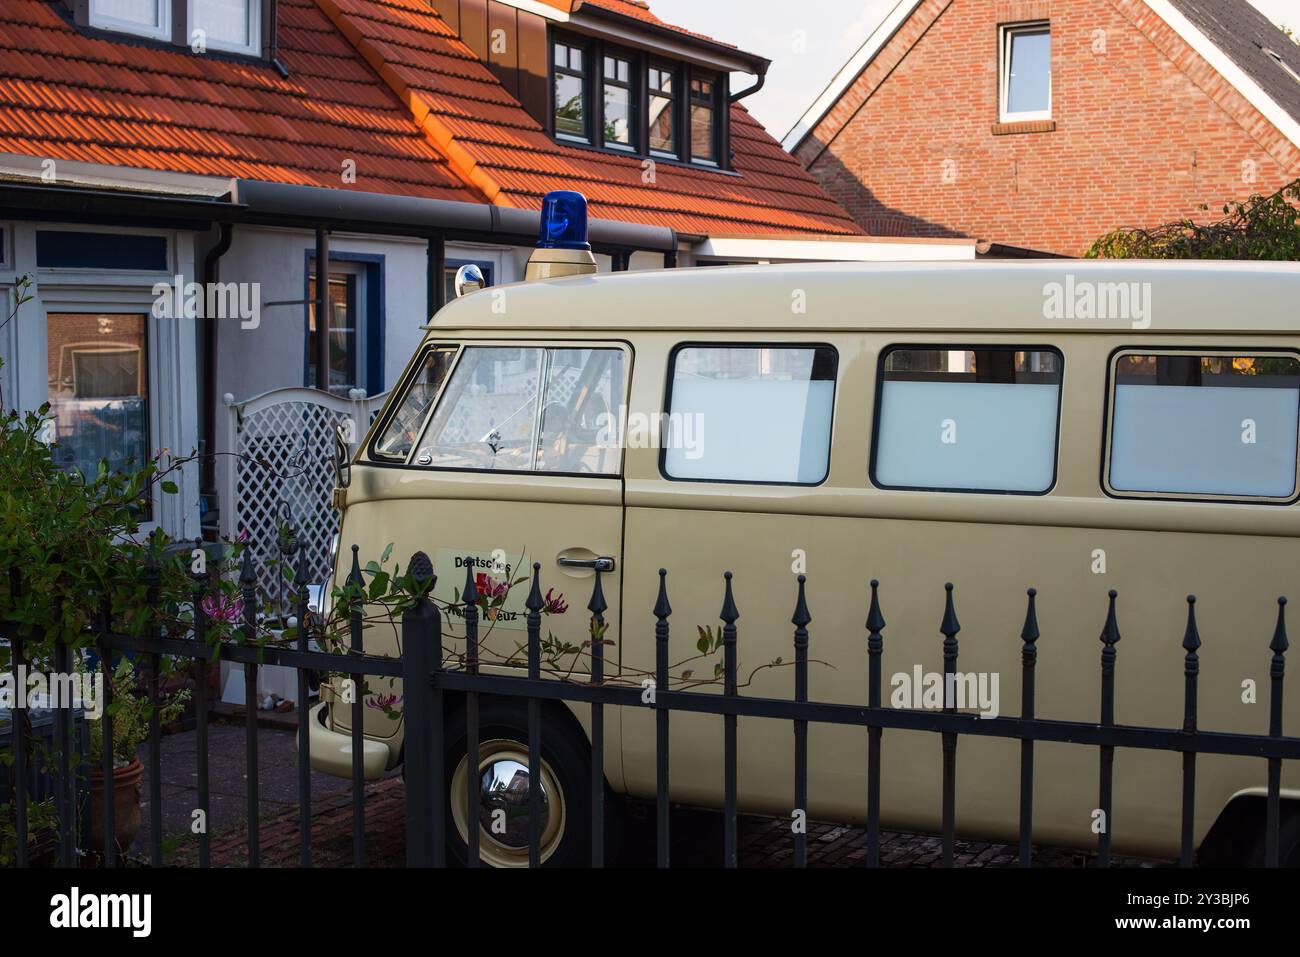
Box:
311;0;506;205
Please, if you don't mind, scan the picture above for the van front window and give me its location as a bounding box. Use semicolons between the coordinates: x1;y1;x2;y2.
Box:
413;346;625;475
373;346;456;460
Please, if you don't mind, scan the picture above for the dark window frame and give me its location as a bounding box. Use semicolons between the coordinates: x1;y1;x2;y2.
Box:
868;344;1066;497
601;46;639;152
367;342;462;464
1100;346;1300;506
553;33;593;144
549;28;730;171
658;341;840;488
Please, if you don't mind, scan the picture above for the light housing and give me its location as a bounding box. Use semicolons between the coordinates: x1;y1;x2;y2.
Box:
537;190;591;250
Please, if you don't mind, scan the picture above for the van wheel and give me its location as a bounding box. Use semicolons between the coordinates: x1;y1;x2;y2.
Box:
1246;810;1300;867
442;700;590;868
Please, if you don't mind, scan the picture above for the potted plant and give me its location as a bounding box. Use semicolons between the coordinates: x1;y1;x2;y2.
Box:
86;658;189;860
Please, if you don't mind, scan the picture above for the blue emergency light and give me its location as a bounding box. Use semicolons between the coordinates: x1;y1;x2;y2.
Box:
537;190;591;250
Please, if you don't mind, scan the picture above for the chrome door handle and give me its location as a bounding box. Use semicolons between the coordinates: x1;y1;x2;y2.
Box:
557;556;616;573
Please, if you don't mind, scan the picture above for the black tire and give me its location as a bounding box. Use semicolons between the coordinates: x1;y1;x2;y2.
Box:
1246;809;1300;867
441;699;593;868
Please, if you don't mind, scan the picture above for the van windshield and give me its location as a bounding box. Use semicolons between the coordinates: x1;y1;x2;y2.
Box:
373;346;457;460
412;346;624;474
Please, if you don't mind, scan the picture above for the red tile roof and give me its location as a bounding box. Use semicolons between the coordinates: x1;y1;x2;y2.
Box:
0;0;860;236
317;0;860;235
0;0;470;199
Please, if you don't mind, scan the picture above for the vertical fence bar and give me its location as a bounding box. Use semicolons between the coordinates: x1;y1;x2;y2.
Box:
1097;590;1121;868
792;575;810;869
1266;597;1288;868
402;553;437;867
720;572;739;869
55;628;73;867
654;569;671;868
462;559;480;868
294;548;312;868
587;569;606;867
190;541;211;868
866;580;885;868
1180;596;1201;869
11;631;27;868
98;596;116;867
525;563;544;868
428;565;446;869
347;546;366;868
939;583;960;868
144;548;163;867
1018;588;1039;868
240;548;260;868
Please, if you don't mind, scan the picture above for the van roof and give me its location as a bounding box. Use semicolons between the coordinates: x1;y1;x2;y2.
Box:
429;260;1300;335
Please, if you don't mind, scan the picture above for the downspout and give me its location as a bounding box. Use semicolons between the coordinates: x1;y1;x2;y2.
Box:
729;63;768;103
200;222;234;531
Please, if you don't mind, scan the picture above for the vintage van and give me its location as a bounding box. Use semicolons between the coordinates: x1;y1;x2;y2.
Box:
307;195;1300;867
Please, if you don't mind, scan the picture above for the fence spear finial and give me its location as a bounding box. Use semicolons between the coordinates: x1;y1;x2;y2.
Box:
1100;590;1121;647
1182;595;1201;655
653;569;671;620
348;544;364;588
792;575;811;630
239;543;257;587
1271;597;1289;656
866;579;886;635
587;567;607;618
939;582;960;640
462;556;478;606
720;571;739;625
525;562;544;613
1021;588;1040;647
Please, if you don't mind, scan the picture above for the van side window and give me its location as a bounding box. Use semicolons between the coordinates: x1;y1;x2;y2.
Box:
873;347;1062;494
414;346;625;475
372;346;457;461
663;345;837;485
1107;352;1300;501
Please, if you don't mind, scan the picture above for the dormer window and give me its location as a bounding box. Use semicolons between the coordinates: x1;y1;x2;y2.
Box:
550;29;729;169
690;73;720;165
554;38;589;142
90;0;171;41
602;52;635;151
83;0;266;59
648;64;678;157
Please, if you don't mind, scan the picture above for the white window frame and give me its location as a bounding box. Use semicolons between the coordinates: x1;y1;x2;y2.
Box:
999;22;1052;123
89;0;172;43
188;0;262;57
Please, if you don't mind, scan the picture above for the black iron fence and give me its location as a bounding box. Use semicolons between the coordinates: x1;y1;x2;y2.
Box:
400;555;1299;869
1;540;1297;868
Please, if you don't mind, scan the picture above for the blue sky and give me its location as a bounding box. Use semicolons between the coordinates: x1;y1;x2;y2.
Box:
648;0;1299;139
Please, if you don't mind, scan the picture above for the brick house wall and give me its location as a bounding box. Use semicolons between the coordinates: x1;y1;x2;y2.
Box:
793;0;1300;256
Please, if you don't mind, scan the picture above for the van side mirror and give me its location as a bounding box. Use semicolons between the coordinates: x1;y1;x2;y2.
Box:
454;263;485;298
333;423;352;490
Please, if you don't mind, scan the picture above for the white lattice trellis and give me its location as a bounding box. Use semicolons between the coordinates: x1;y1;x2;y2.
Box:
222;388;389;603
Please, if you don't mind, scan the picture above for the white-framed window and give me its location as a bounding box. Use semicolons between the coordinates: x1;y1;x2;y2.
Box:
1106;352;1300;502
999;22;1051;122
872;347;1063;494
189;0;261;56
89;0;171;42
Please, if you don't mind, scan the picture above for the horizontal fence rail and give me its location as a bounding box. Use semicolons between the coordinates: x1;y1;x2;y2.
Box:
2;536;1295;870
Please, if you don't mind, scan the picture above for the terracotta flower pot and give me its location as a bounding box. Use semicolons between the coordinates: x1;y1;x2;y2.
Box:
89;756;144;860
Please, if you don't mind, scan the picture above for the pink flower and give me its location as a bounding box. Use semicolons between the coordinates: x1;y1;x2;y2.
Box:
474;573;509;601
367;693;403;711
543;588;568;616
201;594;243;623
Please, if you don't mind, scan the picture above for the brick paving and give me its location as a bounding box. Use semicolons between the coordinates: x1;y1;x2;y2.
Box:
150;725;1168;868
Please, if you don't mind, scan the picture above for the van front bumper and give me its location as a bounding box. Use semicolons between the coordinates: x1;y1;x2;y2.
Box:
301;702;394;781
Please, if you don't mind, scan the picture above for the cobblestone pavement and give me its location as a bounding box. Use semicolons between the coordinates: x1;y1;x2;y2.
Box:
148;725;1169;868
